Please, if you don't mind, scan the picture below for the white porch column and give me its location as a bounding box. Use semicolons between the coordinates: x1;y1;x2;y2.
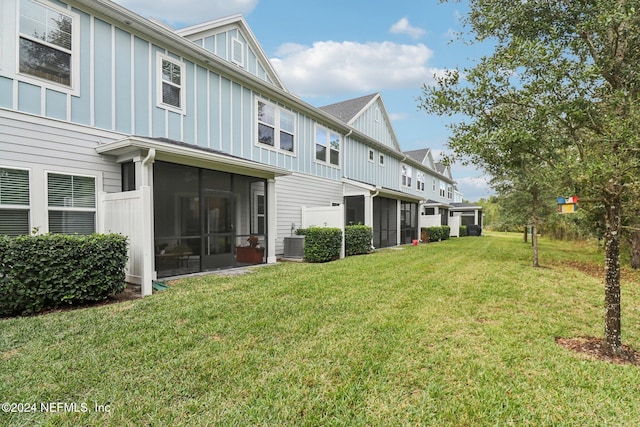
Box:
396;199;401;246
267;178;277;264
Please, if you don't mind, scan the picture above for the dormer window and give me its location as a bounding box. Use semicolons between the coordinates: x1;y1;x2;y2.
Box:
232;38;244;66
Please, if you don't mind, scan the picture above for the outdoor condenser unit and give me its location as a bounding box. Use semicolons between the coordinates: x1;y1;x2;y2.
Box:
283;235;305;259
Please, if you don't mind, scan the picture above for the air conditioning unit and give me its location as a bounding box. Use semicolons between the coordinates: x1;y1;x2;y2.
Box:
283;235;305;259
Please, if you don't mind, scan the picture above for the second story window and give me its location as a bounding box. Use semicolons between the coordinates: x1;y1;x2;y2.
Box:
18;0;79;92
157;53;185;113
257;99;295;153
315;125;340;166
402;166;412;187
416;172;425;191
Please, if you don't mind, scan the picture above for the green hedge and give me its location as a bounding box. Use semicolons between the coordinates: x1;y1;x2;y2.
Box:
296;227;342;263
345;225;373;256
459;225;468;237
421;226;451;242
0;234;128;317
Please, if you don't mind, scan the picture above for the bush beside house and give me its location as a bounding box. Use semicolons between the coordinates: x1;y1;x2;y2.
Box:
421;226;451;242
460;225;468;237
296;227;342;263
0;234;128;316
345;225;373;256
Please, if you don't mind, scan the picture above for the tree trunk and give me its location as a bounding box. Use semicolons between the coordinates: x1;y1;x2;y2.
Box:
604;197;622;355
532;220;539;267
524;226;528;243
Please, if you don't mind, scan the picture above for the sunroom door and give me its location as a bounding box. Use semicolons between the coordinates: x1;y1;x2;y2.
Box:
202;190;234;270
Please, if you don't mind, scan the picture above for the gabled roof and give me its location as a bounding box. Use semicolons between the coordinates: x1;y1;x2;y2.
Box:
319;93;378;124
404;148;430;163
175;14;285;90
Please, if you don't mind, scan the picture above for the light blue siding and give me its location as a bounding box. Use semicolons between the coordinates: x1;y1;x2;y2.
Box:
94;18;112;130
133;36;150;136
167;111;181;141
115;28;132;134
0;77;12;109
183;60;196;144
195;65;208;146
70;8;91;125
204;36;215;52
220;78;231;153
216;33;227;60
18;82;40;115
209;72;220;149
45;89;66;120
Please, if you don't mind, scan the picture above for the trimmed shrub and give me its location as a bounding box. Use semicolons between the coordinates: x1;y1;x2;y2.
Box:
297;227;342;263
345;225;373;256
459;225;468;237
421;226;451;242
0;233;128;316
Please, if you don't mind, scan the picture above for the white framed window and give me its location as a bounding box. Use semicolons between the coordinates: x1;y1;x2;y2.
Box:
375;107;380;123
368;149;374;163
416;172;425;191
17;0;80;95
401;165;412;187
315;125;340;166
157;53;185;113
232;37;244;66
439;181;446;198
257;99;295;153
0;167;30;237
47;172;96;235
379;154;385;166
432;178;436;192
447;185;453;200
252;190;265;235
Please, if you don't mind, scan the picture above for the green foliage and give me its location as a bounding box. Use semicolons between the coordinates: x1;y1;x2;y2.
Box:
459;225;468;237
297;227;342;263
422;226;451;242
0;234;128;316
345;225;373;256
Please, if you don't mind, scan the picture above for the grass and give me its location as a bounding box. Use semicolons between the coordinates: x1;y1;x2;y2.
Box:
2;232;640;426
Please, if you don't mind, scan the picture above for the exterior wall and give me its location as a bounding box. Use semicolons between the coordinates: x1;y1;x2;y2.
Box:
350;99;397;149
187;27;274;86
0;110;123;233
0;0;342;184
274;173;344;255
343;135;402;191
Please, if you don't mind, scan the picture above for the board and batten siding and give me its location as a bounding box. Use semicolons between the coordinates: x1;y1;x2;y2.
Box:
349;99;397;150
343;136;401;191
274;173;344;255
0;0;343;183
188;28;273;86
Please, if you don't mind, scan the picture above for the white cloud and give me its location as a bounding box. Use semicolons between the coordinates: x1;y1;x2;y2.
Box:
115;0;258;27
389;112;408;121
389;17;426;40
271;41;445;97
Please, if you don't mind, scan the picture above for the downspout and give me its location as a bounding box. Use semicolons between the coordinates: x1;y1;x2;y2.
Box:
141;148;156;186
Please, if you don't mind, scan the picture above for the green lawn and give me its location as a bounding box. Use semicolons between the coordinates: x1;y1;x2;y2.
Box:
2;233;640;426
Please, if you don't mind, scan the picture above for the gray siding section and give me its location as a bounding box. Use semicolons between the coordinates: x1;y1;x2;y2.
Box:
274;174;344;255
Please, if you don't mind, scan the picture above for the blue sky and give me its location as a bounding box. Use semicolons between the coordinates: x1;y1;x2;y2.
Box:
115;0;494;201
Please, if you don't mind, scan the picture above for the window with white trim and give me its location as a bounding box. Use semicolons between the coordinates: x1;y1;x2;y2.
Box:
47;173;96;235
416;172;425;191
257;99;295;153
432;178;436;192
232;38;244;66
368;149;374;162
157;53;185;112
447;184;453;200
0;168;30;237
401;165;412;187
315;125;340;166
379;154;385;166
18;0;79;93
439;181;446;198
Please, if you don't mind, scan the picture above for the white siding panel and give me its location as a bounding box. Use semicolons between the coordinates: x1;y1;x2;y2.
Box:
274;173;343;255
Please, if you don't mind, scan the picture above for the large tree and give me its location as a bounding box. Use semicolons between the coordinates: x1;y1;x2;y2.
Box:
421;0;640;355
